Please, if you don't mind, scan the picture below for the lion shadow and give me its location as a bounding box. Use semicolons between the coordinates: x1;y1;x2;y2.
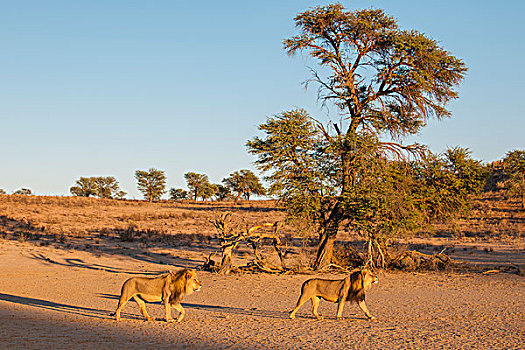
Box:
96;293;290;320
0;293;138;320
183;302;366;321
182;302;292;320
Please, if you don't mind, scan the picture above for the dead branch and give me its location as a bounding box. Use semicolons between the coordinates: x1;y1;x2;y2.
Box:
482;265;523;276
391;250;452;271
204;213;291;274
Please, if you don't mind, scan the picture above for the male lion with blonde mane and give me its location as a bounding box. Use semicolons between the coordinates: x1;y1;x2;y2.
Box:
289;269;377;320
111;269;201;322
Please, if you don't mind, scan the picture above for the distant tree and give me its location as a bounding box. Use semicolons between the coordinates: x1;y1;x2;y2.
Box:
169;188;188;200
215;184;231;201
201;182;219;201
70;176;126;199
248;3;467;269
0;189;6;195
184;172;210;200
94;176;126;199
135;168;166;202
70;177;97;197
222;169;266;203
14;188;32;195
503;150;525;209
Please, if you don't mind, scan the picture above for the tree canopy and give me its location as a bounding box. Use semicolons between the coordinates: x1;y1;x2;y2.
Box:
169;188;188;200
70;176;126;199
503;150;525;209
222;169;266;203
13;188;32;195
184;172;218;201
135;168;166;202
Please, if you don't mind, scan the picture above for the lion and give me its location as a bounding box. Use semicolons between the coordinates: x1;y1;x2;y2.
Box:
289;269;377;321
111;269;201;322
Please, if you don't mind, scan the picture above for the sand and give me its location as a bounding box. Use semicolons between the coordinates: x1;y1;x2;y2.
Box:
1;239;524;349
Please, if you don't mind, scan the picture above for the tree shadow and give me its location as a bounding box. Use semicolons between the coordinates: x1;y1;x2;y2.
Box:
29;253;168;275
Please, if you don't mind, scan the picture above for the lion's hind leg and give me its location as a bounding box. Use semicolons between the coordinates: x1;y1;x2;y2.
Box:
113;294;132;321
133;295;155;321
290;291;312;319
311;296;323;320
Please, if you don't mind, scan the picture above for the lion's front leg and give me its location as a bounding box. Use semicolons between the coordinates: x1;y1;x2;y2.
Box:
164;299;174;322
357;300;375;320
172;303;185;322
336;299;346;320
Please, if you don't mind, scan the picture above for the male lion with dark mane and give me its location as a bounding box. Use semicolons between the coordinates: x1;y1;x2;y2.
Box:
111;269;201;322
289;269;377;320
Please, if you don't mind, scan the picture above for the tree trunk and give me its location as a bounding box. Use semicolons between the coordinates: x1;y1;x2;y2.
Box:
219;245;234;274
313;235;336;270
313;202;344;270
313;147;353;270
234;192;242;204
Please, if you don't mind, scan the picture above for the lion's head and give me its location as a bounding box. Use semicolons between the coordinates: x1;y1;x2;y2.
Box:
360;270;378;290
348;269;378;302
171;269;202;298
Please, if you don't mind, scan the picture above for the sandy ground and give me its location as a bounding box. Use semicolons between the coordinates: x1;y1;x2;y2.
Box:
1;239;524;350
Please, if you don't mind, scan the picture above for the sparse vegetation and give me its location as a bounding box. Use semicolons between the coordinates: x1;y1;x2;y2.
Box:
0;191;522;274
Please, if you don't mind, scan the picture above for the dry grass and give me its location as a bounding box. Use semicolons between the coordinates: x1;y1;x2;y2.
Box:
0;195;286;245
428;191;525;242
1;192;523;246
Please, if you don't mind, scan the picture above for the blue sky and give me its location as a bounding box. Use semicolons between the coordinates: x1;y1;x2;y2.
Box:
1;1;524;198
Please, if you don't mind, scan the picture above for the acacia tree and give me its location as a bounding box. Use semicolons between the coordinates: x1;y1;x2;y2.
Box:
70;176;126;199
184;172;210;200
248;4;467;269
215;184;231;201
169;188;188;200
135;168;166;202
13;188;32;195
201;182;219;201
222;169;266;203
503;150;525;209
95;176;126;199
70;177;97;197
